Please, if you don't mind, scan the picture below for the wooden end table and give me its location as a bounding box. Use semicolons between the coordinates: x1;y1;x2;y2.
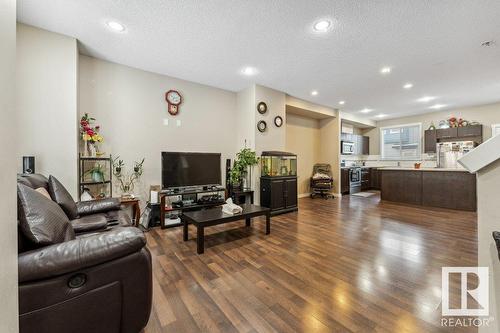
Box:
182;204;271;254
120;198;141;226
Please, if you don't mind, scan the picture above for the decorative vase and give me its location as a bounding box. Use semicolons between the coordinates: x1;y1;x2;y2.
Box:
91;171;104;183
88;143;97;157
83;140;89;157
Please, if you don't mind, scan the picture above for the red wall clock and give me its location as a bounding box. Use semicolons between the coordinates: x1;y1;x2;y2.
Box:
165;90;182;115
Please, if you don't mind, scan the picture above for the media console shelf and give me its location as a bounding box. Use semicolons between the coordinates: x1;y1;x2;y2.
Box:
159;187;226;229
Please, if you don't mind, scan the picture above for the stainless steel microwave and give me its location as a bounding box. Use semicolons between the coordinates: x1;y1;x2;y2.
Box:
341;141;355;155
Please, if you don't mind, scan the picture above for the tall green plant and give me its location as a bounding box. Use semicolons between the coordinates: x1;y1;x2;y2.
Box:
230;148;259;185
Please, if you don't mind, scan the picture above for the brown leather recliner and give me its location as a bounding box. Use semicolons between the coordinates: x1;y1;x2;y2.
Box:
17;174;152;333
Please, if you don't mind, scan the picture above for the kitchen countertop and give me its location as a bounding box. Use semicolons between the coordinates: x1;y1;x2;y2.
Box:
378;167;472;172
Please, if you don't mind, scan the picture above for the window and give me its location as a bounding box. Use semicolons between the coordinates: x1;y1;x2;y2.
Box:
380;123;422;160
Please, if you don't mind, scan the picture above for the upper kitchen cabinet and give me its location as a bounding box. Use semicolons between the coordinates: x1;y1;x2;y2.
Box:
362;136;369;155
436;127;458;139
457;125;482;139
424;130;437;153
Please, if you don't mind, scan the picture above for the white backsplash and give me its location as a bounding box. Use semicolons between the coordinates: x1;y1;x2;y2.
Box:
341;154;437;168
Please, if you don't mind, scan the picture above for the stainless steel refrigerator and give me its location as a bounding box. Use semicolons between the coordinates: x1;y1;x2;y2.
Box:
437;141;476;169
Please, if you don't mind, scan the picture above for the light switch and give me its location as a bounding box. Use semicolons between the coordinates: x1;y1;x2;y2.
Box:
163;118;169;126
176;120;181;127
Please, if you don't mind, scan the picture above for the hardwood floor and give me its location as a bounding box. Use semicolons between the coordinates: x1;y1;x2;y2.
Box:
144;194;477;333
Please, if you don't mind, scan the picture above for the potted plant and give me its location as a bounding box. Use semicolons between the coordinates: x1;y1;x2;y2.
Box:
230;148;259;190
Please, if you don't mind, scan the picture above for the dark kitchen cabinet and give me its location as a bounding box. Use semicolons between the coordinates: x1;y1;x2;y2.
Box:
424;130;437;153
436;127;458;139
380;170;422;205
370;168;381;190
458;125;482;139
422;171;476;211
260;176;298;215
341;168;350;194
362;136;370;155
361;168;370;190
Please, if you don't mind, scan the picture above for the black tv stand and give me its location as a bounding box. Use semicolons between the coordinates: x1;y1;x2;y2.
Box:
159;186;226;229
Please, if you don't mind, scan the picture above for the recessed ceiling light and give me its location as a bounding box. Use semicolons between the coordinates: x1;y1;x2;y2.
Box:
339;101;345;105
311;90;318;96
403;83;413;89
430;104;447;109
417;96;436;103
380;67;392;74
313;20;332;32
360;108;373;113
106;20;125;32
241;66;257;76
375;114;387;118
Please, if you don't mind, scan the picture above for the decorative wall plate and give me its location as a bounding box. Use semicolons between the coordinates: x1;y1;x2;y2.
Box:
257;120;267;132
274;116;283;127
257;102;267;114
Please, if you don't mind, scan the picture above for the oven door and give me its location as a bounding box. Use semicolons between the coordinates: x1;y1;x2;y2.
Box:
349;168;361;184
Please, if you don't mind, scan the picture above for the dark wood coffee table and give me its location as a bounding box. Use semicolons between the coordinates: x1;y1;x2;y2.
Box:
182;204;271;254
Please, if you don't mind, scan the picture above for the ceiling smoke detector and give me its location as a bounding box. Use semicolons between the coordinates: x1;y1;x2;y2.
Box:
481;40;494;47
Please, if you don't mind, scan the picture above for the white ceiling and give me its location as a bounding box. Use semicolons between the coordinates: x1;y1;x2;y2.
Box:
17;0;500;119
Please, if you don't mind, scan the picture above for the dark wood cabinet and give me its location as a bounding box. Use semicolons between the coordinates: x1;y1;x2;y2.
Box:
370;168;381;190
362;136;370;155
260;176;298;215
424;130;437;153
457;125;482;138
341;168;350;194
361;168;370;190
380;170;476;211
436;127;458;139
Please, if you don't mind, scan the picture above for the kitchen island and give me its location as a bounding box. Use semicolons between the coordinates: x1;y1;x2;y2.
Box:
379;168;476;211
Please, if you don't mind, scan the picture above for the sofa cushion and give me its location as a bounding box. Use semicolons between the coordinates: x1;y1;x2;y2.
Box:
35;187;52;200
18;174;49;189
71;214;108;233
48;175;79;219
17;184;75;247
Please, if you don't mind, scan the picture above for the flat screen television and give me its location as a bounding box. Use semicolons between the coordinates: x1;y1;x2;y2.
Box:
162;152;221;188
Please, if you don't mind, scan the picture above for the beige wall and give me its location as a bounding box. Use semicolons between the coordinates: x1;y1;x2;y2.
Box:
477;158;500;333
0;0;18;331
79;55;238;201
285;114;321;195
319;115;341;194
364;102;500;155
16;24;79;197
254;85;286;154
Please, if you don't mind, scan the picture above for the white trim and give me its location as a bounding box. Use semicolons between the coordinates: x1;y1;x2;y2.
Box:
380;122;422;160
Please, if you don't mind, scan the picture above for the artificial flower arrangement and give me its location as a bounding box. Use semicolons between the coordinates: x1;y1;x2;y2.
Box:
80;113;104;143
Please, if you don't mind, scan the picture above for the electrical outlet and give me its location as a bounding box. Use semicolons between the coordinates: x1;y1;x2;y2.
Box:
176;120;181;127
163;118;169;126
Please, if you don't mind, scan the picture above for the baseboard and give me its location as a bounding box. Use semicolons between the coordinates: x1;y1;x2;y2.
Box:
298;193;311;198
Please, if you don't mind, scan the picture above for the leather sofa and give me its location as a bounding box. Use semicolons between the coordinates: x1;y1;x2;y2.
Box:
17;174;152;333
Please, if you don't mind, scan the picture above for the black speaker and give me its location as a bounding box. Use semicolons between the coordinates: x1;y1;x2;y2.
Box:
225;158;231;189
23;156;35;174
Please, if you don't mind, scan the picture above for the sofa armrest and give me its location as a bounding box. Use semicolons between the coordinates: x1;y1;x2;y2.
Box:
77;198;121;216
18;227;146;283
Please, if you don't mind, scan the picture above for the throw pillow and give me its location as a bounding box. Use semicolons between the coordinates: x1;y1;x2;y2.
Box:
48;175;79;219
17;183;75;246
35;187;52;200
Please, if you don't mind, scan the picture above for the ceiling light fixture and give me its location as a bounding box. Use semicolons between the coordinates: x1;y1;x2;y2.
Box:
375;114;387;118
313;20;332;32
360;108;373;113
311;90;318;96
430;104;447;110
106;20;125;32
380;67;392;74
403;83;413;89
241;66;257;76
417;96;436;103
339;101;345;105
